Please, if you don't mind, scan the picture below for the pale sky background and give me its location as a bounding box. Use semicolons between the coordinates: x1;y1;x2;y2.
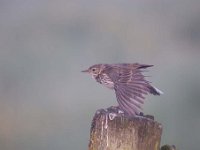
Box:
0;0;200;150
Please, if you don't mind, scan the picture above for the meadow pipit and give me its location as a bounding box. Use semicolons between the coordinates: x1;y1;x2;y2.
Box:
82;63;163;116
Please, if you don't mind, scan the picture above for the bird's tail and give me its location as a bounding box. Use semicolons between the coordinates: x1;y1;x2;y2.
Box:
148;86;163;95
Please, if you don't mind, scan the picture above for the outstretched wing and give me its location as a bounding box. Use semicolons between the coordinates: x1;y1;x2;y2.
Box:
113;64;153;115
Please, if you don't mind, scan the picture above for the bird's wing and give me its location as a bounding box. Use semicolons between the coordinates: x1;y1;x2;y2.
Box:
113;64;152;115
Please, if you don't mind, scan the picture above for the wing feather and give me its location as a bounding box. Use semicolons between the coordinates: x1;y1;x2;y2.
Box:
115;87;141;115
119;85;144;106
113;64;152;115
115;89;134;115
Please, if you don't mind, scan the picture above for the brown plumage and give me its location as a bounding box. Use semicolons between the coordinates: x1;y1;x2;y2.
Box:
82;63;163;116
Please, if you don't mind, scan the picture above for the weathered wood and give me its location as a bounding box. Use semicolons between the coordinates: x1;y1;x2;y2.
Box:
89;106;163;150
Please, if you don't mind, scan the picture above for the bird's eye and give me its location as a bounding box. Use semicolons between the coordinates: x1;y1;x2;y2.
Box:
92;68;96;72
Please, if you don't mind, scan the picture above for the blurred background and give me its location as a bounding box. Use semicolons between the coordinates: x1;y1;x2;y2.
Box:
0;0;200;150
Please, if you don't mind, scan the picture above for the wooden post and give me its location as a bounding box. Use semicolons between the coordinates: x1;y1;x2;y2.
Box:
89;107;163;150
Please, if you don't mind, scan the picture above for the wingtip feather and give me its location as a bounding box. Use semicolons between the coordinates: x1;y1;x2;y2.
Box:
149;86;164;95
154;87;164;95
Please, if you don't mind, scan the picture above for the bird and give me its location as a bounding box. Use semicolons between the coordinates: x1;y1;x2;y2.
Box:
82;63;163;116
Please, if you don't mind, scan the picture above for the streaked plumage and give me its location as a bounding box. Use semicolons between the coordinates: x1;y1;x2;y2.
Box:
82;63;163;116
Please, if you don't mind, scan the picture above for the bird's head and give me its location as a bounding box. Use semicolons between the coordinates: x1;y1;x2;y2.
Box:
82;64;102;78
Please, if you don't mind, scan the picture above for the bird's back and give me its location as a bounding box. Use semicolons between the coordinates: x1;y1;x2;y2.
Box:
102;63;152;82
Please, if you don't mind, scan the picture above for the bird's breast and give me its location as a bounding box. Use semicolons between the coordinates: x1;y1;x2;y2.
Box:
98;73;114;89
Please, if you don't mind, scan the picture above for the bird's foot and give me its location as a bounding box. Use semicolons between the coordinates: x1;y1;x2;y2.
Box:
138;112;144;116
106;106;125;115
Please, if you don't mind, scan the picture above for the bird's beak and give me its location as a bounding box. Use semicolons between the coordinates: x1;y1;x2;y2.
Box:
81;69;89;73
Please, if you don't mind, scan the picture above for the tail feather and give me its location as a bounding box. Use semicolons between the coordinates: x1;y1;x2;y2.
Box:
148;86;163;95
